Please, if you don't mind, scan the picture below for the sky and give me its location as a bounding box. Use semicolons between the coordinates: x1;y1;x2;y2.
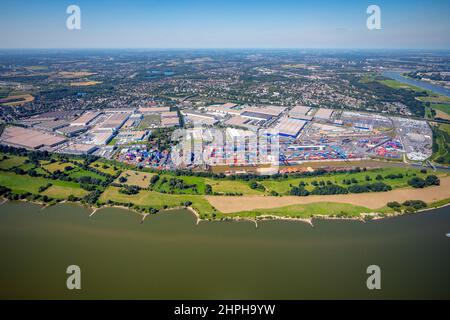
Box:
0;0;449;49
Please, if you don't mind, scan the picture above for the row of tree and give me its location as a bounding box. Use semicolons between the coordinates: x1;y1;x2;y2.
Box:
289;182;392;197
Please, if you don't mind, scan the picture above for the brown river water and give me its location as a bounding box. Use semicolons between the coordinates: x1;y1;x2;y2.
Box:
0;201;449;299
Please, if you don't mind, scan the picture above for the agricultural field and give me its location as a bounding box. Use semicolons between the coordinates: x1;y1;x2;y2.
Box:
24;66;49;71
115;170;155;188
0;93;35;106
69;81;102;87
57;71;97;78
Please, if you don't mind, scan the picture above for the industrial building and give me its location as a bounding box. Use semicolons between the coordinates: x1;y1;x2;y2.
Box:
225;115;249;126
28;110;82;122
33;120;69;132
71;111;102;126
161;117;180;127
244;106;285;117
139;106;170;113
116;130;148;143
224;116;259;131
60;144;98;155
89;131;115;145
56;125;88;137
241;111;273;121
314;108;334;121
95;113;129;132
160;111;180;127
206;104;243;116
182;110;218;126
0;126;67;150
274;117;307;138
161;111;178;119
289;105;311;116
238;106;286;122
289;105;313;121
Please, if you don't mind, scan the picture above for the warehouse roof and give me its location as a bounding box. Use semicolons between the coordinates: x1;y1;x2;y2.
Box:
274;117;307;137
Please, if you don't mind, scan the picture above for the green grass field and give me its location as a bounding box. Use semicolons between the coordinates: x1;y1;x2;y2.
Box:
42;161;107;181
418;95;450;104
221;202;374;219
379;79;426;92
116;170;155;188
0;171;84;196
432;104;450;116
431;124;450;165
43;162;72;173
0;155;27;170
41;185;88;199
151;175;206;194
17;162;37;171
438;123;450;135
98;187;216;217
89;161;120;176
204;178;264;195
68;169;107;181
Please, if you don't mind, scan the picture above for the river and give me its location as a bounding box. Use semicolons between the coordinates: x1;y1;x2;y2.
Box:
382;71;450;98
0;202;449;299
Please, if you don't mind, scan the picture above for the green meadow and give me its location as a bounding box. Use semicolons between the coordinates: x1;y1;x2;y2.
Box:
98;186;216;218
0;171;85;196
0;155;27;170
220;202;375;219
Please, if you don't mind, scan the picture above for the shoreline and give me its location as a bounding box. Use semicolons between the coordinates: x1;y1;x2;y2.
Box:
2;196;449;226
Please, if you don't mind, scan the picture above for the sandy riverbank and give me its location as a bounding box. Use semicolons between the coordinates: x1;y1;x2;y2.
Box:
206;176;450;213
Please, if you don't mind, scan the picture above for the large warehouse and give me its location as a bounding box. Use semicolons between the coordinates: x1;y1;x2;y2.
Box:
274;117;307;138
289;105;311;116
96;113;130;132
71;111;102;126
0;126;67;150
314;108;334;121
